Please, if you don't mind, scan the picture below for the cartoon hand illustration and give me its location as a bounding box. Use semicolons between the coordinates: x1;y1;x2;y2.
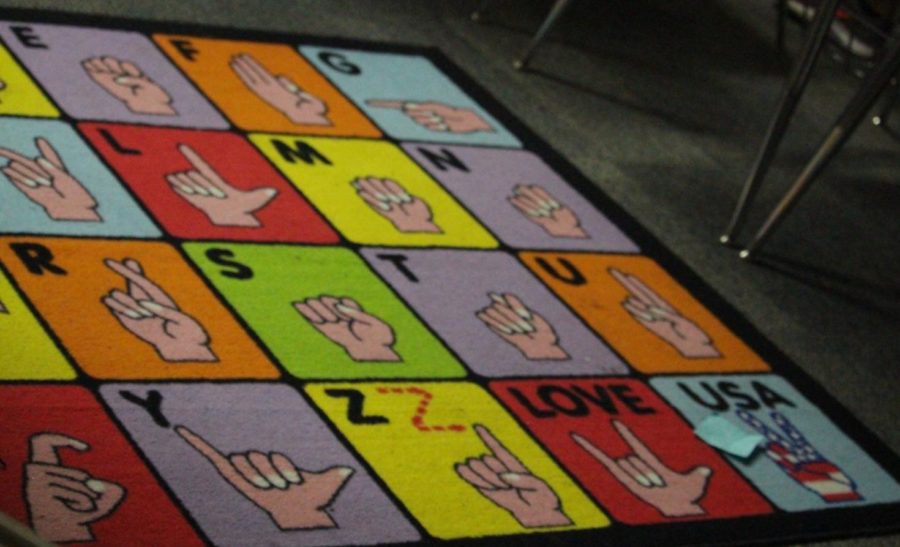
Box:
609;268;720;359
737;410;861;502
294;295;400;362
353;177;442;233
456;424;571;528
572;421;712;518
230;53;330;126
176;425;353;530
102;258;217;362
366;100;494;133
166;144;277;227
25;433;126;542
476;292;569;360
82;56;175;115
0;138;101;222
508;185;587;239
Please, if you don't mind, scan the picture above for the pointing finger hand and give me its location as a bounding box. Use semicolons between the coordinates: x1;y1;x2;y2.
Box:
30;433;89;465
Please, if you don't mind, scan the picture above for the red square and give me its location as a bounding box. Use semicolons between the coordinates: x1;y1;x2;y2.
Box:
489;378;773;524
79;123;339;243
0;385;203;545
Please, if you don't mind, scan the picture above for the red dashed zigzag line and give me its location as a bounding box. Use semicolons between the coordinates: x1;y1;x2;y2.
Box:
375;386;466;433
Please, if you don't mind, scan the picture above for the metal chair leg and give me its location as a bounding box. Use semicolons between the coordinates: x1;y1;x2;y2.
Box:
741;37;900;259
470;0;492;22
513;0;574;70
776;0;788;52
720;0;841;246
872;76;898;127
0;510;55;547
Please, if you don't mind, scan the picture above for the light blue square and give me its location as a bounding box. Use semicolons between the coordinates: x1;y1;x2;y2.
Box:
651;374;900;511
300;46;522;148
0;118;160;238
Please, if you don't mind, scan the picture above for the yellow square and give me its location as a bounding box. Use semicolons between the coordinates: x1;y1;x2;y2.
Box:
250;134;498;248
306;381;609;539
0;44;59;118
0;267;73;379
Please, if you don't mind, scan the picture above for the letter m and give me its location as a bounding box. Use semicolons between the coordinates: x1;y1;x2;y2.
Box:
273;139;332;166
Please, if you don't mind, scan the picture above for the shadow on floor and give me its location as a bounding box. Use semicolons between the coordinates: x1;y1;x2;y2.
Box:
523;66;731;134
473;0;792;74
471;0;801;138
752;252;900;319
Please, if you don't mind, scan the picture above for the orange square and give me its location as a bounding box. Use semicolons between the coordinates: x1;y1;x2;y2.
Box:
519;252;770;374
153;35;381;137
0;237;279;379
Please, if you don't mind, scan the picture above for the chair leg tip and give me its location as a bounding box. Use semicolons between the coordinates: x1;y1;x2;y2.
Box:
739;249;753;260
470;11;482;22
719;234;731;245
512;59;526;70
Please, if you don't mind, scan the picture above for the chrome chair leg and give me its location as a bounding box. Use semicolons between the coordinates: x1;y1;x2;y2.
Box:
776;0;788;52
872;76;898;127
513;0;575;70
741;36;900;259
721;0;841;246
470;0;492;22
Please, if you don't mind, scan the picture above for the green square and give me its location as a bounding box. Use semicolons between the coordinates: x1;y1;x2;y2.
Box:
183;243;467;380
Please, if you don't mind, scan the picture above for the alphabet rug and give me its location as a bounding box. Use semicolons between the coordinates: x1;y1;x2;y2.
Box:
1;9;898;547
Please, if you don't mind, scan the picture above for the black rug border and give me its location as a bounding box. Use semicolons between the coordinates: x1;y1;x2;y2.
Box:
0;7;898;547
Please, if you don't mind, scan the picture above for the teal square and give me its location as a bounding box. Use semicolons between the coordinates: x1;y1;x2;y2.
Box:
651;374;900;511
0;118;159;238
300;46;521;148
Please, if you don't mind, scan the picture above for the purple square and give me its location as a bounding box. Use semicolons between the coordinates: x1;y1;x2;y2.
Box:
362;248;629;377
403;143;637;251
100;383;419;546
0;22;227;128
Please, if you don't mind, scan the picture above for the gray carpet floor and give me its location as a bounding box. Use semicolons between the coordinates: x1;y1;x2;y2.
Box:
1;1;898;545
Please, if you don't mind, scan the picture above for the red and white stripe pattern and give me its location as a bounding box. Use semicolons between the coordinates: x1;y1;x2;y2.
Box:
736;410;861;503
